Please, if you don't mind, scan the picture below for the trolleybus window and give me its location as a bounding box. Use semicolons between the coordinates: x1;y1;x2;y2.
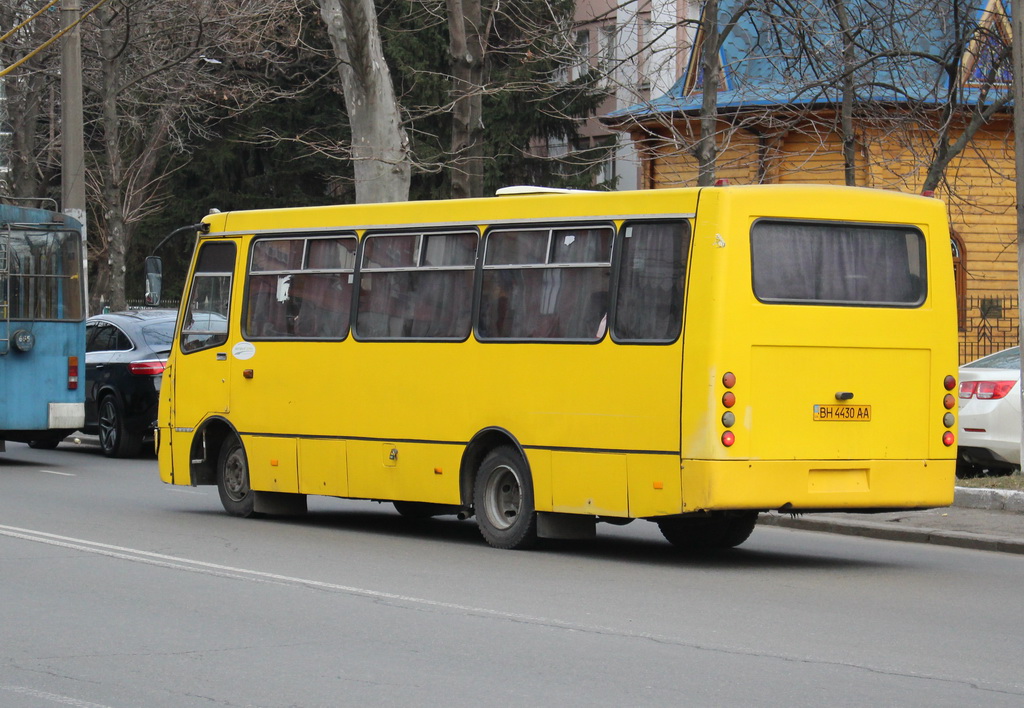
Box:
245;235;357;339
355;230;476;340
751;219;926;306
478;224;612;341
1;227;83;320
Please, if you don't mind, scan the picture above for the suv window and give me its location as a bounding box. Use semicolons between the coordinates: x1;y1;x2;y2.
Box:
86;322;131;352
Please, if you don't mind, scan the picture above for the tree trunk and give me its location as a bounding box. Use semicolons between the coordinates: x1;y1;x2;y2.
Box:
830;0;857;186
447;0;486;198
97;7;127;312
696;0;720;187
319;0;411;204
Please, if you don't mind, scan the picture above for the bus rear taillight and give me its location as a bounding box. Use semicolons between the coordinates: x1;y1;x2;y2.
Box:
129;360;167;376
68;356;79;390
942;431;955;447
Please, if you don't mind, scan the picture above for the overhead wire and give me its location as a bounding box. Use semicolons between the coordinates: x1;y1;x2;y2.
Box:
0;0;61;44
0;0;115;78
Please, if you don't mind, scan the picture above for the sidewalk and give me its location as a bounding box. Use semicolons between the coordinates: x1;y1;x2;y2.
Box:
757;487;1024;554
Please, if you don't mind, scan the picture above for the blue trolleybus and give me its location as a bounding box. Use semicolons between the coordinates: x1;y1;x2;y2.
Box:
0;202;86;451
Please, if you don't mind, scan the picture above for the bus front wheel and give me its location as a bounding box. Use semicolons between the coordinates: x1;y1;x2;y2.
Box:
217;437;254;517
473;446;538;550
657;512;758;551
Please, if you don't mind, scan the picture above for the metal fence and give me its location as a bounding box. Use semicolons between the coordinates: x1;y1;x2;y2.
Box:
124;299;180;311
960;294;1018;363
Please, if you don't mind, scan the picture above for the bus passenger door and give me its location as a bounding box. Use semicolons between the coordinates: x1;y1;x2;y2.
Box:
172;240;237;430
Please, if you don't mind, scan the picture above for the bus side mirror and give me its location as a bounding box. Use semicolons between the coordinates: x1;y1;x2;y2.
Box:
145;256;163;306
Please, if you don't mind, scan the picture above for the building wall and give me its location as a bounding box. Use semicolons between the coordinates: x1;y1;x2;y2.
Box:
642;113;1019;362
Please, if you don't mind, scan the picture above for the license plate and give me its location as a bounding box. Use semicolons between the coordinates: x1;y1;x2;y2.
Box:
813;404;871;421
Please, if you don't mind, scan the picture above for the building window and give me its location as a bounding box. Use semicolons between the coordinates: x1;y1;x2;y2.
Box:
951;231;967;330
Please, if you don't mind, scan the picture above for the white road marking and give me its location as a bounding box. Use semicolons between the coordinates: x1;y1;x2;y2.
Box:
0;523;612;631
1;525;1018;696
39;470;75;477
0;684;114;708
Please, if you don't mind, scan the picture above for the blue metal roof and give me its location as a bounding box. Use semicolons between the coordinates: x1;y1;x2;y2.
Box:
610;0;1011;121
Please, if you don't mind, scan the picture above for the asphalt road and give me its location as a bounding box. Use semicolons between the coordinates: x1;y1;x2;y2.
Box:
2;439;1022;707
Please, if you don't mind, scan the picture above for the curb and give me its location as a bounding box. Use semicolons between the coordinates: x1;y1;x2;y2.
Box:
756;486;1024;555
757;513;1024;555
954;486;1024;513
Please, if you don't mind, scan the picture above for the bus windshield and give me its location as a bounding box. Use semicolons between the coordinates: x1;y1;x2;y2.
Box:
1;226;84;321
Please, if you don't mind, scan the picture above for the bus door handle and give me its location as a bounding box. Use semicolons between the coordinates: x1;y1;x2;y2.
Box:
835;391;854;401
217;353;227;361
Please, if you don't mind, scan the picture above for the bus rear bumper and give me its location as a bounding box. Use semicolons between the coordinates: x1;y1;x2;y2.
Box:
680;458;956;513
48;403;84;430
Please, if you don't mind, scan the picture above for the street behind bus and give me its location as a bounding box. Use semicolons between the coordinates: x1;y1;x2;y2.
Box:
1;440;1021;707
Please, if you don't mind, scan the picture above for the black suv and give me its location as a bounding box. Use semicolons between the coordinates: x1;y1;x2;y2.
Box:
83;309;177;457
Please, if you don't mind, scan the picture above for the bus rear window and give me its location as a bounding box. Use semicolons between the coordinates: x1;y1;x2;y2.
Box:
750;219;926;306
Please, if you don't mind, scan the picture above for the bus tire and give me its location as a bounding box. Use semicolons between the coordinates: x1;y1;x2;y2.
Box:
657;512;758;551
28;434;65;450
98;395;143;458
217;437;255;517
473;446;538;550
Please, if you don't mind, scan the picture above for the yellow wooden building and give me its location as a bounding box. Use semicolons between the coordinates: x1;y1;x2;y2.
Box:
609;0;1017;363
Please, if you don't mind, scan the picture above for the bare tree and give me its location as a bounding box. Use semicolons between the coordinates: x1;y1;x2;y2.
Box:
319;0;411;203
0;2;61;200
446;0;485;198
80;0;304;311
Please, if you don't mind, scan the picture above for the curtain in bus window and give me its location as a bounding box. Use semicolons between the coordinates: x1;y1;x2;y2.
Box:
751;221;926;305
291;273;351;337
245;236;356;340
356;232;475;340
478;225;611;341
613;221;688;342
252;239;303;271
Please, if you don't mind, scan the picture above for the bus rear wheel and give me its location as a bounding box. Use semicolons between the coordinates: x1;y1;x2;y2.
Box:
28;434;65;450
217;437;254;517
657;512;758;551
473;446;538;550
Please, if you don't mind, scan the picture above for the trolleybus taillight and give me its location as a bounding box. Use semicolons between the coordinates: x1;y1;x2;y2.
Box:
68;356;79;390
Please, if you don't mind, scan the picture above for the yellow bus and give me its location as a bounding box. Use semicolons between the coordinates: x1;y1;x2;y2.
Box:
155;184;959;551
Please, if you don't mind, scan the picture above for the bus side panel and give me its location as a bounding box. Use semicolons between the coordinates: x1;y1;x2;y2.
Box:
346;440;462;504
550;451;628;516
626;454;683;517
245;435;298;493
297;438;348;497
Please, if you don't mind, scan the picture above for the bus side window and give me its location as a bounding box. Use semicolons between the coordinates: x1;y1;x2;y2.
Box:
181;241;235;353
613;221;689;343
244;235;356;340
355;231;476;340
479;225;612;341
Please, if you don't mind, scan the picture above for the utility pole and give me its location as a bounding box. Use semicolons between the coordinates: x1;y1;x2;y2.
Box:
61;0;87;313
1013;0;1024;472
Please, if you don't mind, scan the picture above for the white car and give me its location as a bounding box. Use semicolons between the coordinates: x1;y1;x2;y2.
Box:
958;346;1021;477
